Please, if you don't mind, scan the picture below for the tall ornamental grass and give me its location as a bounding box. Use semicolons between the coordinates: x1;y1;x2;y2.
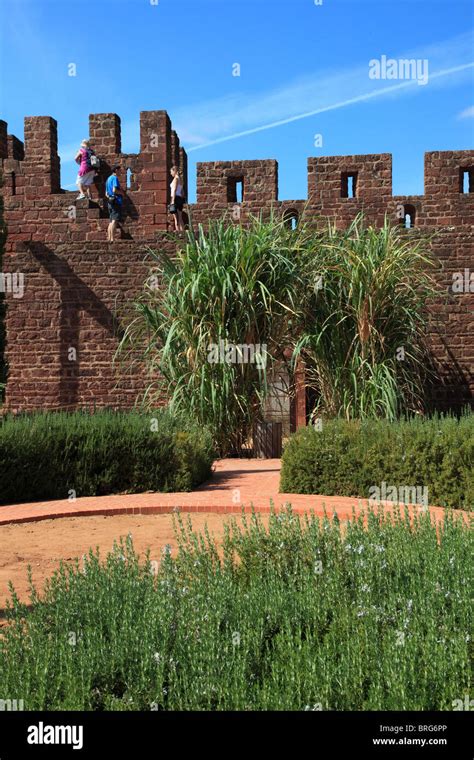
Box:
295;215;439;420
121;215;441;446
0;507;470;710
119;217;308;455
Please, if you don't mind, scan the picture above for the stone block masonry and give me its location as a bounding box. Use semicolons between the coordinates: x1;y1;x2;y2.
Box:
0;109;472;416
2;238;177;412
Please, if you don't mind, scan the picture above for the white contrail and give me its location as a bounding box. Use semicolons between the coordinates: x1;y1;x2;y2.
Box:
187;62;474;152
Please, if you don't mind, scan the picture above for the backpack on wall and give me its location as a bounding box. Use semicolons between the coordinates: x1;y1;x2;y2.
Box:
86;149;100;171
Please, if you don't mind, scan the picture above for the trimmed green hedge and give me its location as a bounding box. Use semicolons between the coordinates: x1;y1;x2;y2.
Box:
280;413;474;509
0;410;215;505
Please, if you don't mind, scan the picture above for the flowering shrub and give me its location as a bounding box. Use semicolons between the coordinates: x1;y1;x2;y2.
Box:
0;507;471;710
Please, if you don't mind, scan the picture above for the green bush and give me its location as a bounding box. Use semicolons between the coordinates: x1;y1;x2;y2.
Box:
0;507;471;710
280;412;474;509
0;409;215;504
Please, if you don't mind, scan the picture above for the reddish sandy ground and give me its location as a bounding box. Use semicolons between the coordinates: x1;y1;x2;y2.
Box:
0;512;265;608
0;459;466;610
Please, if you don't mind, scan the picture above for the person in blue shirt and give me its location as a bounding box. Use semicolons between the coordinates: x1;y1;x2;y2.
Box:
105;165;125;242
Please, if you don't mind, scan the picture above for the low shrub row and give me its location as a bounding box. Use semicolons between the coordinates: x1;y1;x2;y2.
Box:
280;412;474;509
0;508;470;710
0;409;215;504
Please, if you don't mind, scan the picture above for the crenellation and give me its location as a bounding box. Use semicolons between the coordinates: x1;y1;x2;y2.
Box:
424;150;474;197
89;113;122;157
7;135;24;161
23;116;61;197
0;108;472;413
170;129;180;170
0;120;7;159
179;147;187;195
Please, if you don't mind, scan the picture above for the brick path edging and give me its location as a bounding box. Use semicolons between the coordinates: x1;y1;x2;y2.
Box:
0;459;468;527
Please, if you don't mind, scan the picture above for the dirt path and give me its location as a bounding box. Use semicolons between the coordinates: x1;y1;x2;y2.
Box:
0;512;269;607
0;458;464;609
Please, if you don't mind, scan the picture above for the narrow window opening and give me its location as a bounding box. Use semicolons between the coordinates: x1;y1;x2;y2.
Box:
283;209;299;230
341;172;358;198
235;180;243;203
227;176;244;203
460;167;474;194
126;168;132;190
11;171;16;196
401;204;416;229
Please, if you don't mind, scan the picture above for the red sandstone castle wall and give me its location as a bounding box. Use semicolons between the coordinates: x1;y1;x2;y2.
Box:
0;108;472;414
2;238;176;412
427;228;473;408
0;110;184;244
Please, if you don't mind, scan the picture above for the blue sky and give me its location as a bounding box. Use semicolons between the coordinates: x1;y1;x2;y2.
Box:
0;0;473;201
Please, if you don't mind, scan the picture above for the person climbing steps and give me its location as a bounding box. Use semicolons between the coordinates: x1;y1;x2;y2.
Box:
105;165;125;242
75;139;99;200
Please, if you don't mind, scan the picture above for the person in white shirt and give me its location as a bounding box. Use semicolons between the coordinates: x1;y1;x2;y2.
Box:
169;166;185;232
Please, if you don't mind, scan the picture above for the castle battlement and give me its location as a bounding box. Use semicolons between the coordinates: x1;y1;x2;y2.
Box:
0;109;472;415
1;111;473;246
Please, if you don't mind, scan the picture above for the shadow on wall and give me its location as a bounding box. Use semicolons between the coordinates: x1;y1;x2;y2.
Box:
425;335;474;412
423;288;474;412
28;242;125;409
